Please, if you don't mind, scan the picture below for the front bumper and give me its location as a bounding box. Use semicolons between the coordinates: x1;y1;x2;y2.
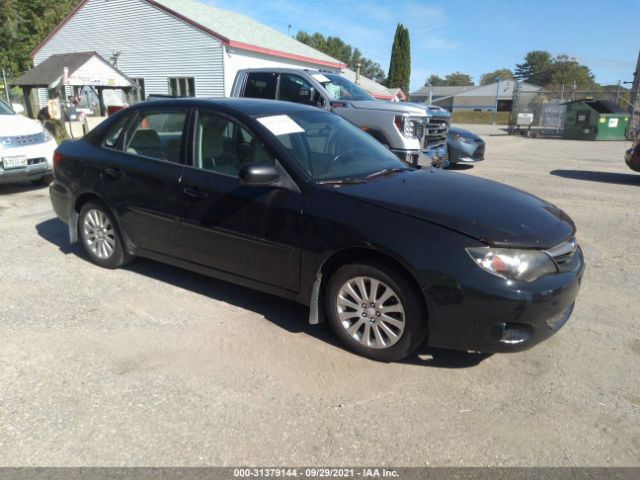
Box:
448;141;485;164
425;247;585;353
0;140;56;185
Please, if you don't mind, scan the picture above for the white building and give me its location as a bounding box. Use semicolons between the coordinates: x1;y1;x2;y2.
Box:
30;0;347;106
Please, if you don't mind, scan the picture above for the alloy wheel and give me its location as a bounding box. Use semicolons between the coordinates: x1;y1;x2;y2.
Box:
82;209;116;259
336;276;406;349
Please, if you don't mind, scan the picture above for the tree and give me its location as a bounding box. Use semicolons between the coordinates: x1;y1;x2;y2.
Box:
480;68;514;85
295;31;385;82
425;74;445;86
548;54;596;89
514;50;553;86
0;0;79;76
442;71;474;86
386;24;411;94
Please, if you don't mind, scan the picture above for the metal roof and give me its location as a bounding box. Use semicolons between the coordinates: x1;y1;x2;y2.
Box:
340;68;396;100
151;0;343;67
411;81;542;101
13;51;134;88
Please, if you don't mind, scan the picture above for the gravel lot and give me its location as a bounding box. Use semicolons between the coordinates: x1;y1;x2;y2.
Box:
0;125;638;466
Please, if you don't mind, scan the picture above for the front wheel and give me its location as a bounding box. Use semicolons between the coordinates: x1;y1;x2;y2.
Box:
325;262;427;362
79;202;133;269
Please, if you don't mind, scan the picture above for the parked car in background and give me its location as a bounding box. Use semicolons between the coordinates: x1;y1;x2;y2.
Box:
231;68;450;167
447;126;485;166
0;100;57;186
625;123;640;172
49;98;584;361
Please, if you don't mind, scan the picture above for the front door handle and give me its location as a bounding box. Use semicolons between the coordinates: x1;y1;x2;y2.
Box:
182;186;208;200
104;167;123;179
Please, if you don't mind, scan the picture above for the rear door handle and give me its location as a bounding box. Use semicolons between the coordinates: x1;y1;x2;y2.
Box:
104;167;123;179
182;186;208;200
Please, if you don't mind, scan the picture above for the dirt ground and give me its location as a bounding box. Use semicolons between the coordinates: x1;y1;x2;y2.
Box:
0;125;638;466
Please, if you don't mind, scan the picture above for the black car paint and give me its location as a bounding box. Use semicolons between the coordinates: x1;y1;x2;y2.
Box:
50;98;584;353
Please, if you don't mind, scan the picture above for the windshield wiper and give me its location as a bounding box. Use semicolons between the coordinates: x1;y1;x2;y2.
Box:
317;177;367;185
365;167;410;180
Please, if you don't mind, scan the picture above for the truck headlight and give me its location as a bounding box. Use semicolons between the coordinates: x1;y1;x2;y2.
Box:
394;116;417;138
466;247;557;282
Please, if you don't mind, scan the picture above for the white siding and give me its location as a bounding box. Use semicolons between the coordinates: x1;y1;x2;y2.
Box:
34;0;224;107
223;47;340;97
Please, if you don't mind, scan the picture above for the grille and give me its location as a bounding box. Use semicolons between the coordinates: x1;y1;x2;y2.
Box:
423;117;449;149
545;238;581;272
0;132;47;148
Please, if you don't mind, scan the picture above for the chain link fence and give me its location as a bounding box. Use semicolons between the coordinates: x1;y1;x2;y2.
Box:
508;83;640;140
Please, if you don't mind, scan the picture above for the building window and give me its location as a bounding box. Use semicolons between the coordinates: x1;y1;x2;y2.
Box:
132;78;146;103
169;77;195;97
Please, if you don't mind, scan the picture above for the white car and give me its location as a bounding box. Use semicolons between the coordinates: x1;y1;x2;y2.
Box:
0;100;57;186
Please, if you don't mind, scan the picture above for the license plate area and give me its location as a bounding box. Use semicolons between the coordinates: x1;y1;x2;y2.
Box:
2;155;28;170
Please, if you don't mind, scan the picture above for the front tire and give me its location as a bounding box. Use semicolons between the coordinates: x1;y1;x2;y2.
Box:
79;202;133;269
325;262;427;362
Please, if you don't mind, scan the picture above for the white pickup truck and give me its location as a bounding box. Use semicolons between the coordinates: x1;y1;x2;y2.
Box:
230;68;450;167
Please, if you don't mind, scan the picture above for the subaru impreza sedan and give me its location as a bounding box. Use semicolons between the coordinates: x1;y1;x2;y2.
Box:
49;98;584;361
0;100;56;186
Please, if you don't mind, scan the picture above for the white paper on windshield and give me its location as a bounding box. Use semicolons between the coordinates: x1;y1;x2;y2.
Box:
311;73;331;83
257;115;305;136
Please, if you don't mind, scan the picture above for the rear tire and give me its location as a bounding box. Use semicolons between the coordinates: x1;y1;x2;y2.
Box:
79;202;133;269
325;261;427;362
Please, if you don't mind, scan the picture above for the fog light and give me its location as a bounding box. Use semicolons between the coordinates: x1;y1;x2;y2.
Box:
495;322;534;344
546;303;574;331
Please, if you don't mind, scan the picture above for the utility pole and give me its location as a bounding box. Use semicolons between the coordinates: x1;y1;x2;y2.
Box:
492;77;500;125
2;69;10;103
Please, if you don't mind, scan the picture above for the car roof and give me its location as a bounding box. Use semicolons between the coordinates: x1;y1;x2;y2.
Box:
135;97;321;117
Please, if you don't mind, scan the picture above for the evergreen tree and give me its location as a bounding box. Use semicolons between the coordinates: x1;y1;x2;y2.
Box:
0;0;79;76
295;31;385;81
386;24;411;94
514;50;553;86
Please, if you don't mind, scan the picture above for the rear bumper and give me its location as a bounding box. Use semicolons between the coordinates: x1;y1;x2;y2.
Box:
49;181;73;224
425;248;585;353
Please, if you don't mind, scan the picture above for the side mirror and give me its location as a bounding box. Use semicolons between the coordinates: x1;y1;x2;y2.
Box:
12;104;25;114
239;162;280;187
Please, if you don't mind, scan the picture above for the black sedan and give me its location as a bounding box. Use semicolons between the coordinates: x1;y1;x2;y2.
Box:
49;98;584;361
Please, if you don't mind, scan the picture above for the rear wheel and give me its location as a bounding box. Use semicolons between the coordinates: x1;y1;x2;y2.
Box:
325;262;427;361
79;202;133;269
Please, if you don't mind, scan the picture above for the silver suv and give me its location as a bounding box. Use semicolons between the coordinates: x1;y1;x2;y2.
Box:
231;68;450;166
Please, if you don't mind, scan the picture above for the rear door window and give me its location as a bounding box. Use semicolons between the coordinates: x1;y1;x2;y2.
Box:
243;72;277;99
123;111;187;163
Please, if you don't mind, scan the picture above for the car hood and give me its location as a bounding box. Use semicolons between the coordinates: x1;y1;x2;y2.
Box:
348;100;427;116
0;114;45;136
335;169;575;249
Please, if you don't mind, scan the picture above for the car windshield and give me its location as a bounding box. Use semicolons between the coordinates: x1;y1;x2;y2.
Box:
261;110;411;181
0;100;14;115
317;73;374;102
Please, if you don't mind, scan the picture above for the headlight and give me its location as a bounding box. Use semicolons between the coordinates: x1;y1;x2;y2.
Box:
453;133;474;143
466;247;557;282
394;116;417;138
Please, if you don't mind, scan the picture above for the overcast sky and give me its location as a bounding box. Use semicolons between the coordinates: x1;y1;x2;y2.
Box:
206;0;640;92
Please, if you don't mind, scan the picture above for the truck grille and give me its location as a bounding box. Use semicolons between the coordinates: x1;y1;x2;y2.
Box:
423;117;449;149
0;132;47;148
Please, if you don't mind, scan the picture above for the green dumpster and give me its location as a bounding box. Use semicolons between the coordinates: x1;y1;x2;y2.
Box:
563;100;629;141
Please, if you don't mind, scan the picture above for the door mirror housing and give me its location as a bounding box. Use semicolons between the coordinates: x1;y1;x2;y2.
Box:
239;162;280;186
12;103;25;115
